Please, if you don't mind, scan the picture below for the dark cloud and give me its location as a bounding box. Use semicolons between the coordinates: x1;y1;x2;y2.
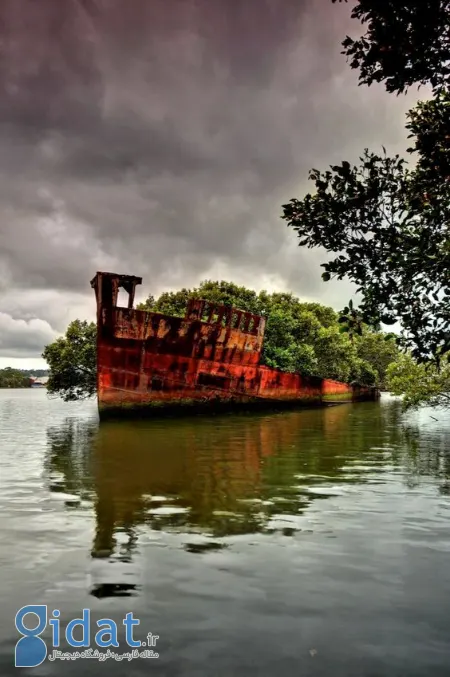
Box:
0;0;423;362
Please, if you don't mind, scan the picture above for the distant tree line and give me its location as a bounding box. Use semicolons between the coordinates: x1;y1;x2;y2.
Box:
0;368;48;388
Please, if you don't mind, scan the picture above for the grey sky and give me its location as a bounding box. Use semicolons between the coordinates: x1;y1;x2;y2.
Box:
0;0;422;368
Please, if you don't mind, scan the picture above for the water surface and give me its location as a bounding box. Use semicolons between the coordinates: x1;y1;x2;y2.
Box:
1;389;450;676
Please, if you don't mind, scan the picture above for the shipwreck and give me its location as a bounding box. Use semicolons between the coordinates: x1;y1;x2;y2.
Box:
91;272;379;419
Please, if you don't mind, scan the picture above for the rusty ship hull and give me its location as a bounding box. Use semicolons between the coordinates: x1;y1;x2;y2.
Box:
91;272;379;419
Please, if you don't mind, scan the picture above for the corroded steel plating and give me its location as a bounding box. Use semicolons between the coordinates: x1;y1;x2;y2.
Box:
91;272;380;418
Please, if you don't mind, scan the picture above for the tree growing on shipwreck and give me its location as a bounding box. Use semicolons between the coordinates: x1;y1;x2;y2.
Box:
43;280;400;403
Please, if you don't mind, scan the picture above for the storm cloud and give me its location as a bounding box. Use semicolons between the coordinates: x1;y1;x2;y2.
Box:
0;0;422;365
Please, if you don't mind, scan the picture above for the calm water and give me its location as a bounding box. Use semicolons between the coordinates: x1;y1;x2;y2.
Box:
1;390;450;676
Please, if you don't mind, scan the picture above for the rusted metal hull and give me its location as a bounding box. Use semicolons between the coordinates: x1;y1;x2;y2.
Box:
91;272;380;419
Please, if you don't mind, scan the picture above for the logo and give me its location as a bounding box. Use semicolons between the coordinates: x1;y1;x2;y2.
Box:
15;606;159;668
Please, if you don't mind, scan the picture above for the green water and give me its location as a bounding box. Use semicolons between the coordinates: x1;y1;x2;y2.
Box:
1;389;450;676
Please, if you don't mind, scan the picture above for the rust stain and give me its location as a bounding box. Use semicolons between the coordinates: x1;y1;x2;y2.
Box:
90;272;380;418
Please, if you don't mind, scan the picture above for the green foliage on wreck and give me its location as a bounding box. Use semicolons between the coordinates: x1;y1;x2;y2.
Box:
43;319;97;401
138;280;399;385
43;280;400;402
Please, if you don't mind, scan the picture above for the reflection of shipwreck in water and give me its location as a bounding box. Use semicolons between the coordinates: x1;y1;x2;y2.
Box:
44;406;374;564
46;411;365;597
90;272;379;419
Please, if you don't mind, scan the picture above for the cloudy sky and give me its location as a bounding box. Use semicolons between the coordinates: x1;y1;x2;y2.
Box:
0;0;422;369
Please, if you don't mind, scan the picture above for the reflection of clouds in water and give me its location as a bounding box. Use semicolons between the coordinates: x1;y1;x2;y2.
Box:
395;409;450;491
44;418;97;499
